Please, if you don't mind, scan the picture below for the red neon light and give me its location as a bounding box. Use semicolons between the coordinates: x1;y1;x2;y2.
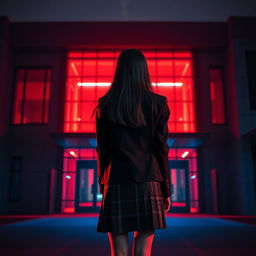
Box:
77;82;183;87
63;207;75;213
190;207;198;213
64;49;196;133
79;202;93;207
172;202;187;207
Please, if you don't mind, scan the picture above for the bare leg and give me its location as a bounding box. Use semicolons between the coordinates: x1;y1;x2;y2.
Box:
108;231;129;256
132;229;155;256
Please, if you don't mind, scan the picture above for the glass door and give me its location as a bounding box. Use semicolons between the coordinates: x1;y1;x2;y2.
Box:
75;160;102;212
74;159;190;213
169;160;190;213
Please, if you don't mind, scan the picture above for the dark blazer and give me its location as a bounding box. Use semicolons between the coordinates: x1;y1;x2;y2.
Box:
96;90;171;198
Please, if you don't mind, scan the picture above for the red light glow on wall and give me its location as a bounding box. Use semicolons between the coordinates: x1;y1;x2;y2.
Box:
64;49;196;133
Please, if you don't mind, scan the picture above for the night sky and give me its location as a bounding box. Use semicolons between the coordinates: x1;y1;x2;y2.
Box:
0;0;256;22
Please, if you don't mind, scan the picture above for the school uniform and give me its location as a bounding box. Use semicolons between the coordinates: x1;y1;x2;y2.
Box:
96;90;171;233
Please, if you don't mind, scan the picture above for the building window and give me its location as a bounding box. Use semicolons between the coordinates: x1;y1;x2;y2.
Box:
64;49;196;133
11;67;51;124
246;51;256;110
209;67;226;124
9;156;22;202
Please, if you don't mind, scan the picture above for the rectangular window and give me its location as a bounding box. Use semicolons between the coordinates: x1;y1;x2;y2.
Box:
246;51;256;110
9;156;22;202
209;67;226;124
64;49;196;133
11;67;51;124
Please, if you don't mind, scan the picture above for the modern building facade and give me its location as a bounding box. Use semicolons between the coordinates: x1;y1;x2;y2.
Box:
0;16;256;215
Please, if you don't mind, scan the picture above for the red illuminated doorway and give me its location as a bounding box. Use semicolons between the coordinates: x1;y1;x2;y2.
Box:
74;159;191;213
75;160;101;212
169;160;190;213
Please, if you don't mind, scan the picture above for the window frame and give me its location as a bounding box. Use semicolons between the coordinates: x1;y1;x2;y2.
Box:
64;48;197;133
208;65;228;126
10;66;52;126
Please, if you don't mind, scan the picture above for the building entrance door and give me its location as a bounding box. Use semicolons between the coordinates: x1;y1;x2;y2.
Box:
75;160;101;212
75;159;190;213
169;160;190;213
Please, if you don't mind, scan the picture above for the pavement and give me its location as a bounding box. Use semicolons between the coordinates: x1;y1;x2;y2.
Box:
0;213;256;256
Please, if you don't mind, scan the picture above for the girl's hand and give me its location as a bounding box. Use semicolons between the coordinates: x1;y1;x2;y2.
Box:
163;197;171;213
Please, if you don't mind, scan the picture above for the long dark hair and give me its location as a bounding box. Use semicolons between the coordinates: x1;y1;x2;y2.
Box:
91;48;153;128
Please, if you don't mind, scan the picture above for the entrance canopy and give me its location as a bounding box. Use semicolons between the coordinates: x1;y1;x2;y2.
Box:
50;132;209;148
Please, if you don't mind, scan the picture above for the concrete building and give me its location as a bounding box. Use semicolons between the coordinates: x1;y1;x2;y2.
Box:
0;15;256;215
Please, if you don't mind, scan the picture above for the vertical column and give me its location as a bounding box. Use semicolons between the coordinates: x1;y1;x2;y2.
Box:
0;16;11;214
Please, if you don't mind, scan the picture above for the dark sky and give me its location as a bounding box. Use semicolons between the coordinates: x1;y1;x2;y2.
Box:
0;0;256;22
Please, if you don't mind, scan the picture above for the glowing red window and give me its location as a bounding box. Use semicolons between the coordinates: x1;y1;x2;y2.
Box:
12;68;51;124
64;49;196;133
209;68;226;124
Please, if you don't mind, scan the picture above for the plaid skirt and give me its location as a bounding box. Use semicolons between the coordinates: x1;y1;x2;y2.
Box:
96;181;167;233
